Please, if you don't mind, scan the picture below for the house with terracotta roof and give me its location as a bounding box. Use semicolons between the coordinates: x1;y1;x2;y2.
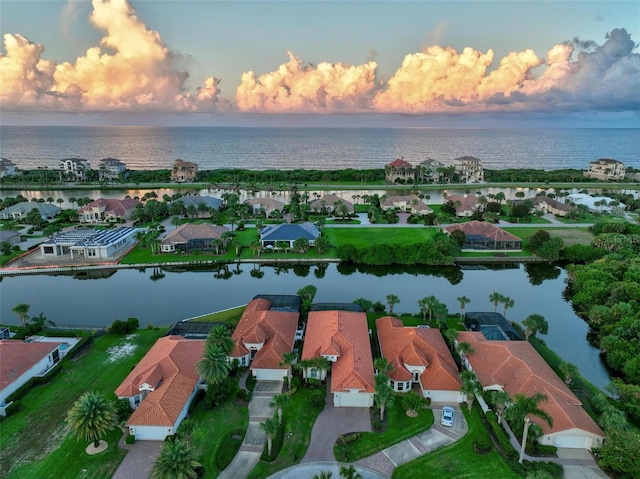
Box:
160;223;229;253
245;197;285;217
442;194;480;217
309;195;354;215
302;310;375;407
380;195;433;216
229;298;299;381
385;158;416;184
443;221;523;251
0;340;64;414
377;317;462;403
458;331;604;450
78;198;142;223
170;159;198;182
514;196;574;217
260;222;320;249
115;336;205;440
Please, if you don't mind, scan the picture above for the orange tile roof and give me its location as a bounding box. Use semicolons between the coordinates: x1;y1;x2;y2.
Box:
161;223;229;245
115;336;204;427
376;317;461;391
1;340;63;391
443;220;521;242
230;298;298;370
387;158;413;168
443;195;479;214
458;331;603;437
303;311;375;394
78;197;141;217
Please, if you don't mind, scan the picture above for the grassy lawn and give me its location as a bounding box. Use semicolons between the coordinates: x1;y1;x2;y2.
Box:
324;227;438;248
190;305;246;325
502;215;551;224
334;403;434;462
248;388;323;479
501;226;594;246
392;408;520;479
457;251;532;257
1;328;167;479
190;398;249;478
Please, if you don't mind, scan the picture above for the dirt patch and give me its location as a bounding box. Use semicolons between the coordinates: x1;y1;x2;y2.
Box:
86;440;108;455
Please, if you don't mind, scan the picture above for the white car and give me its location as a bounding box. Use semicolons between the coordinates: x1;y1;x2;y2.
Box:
441;406;455;427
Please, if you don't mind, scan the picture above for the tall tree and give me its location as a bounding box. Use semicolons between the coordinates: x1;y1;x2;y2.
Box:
456;295;470;321
197;344;232;385
206;324;234;355
506;393;553;464
560;362;580;387
502;297;515;318
353;298;373;313
374;374;395;422
66;391;116;448
150;438;201;479
491;390;511;424
489;292;504;313
279;351;297;389
386;294;400;314
12;303;30;328
459;370;481;413
522;314;549;341
270;393;290;424
260;417;280;456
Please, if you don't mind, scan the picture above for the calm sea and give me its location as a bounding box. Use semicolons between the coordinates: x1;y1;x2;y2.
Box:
0;126;638;172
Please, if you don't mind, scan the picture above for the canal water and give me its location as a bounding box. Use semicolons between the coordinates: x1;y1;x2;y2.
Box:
0;262;611;390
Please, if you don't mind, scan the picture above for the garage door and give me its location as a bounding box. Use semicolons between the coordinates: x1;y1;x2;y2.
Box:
334;392;372;407
254;369;285;381
553;435;588;449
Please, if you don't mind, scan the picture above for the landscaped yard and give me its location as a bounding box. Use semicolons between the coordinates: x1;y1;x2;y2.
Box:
189;305;246;325
392;408;520;479
334;403;434;462
324;227;438;248
0;328;166;479
248;388;323;479
501;226;593;247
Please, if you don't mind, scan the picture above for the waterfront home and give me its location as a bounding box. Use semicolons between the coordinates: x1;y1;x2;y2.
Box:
380;195;433;215
418;158;445;183
385;158;416;184
442;194;479;217
170;159;198;182
160;223;228;253
59;158;91;182
308;195;355;215
376;316;462;403
0;202;60;221
178;195;223;216
458;330;604;450
0;230;21;247
0;158;17;177
259;222;320;249
39;226;138;259
78;198;142;223
464;312;523;341
302;310;375;407
0;339;64;415
566;193;616;213
583;158;625;181
453;156;484;183
115;336;205;441
443;221;523;251
245;197;285;218
521;196;574;217
98;158;127;181
228;297;299;380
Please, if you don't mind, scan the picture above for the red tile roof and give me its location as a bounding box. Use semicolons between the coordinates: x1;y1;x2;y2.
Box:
376;317;461;391
115;336;204;427
443;220;521;243
230;298;298;370
443;195;479;214
77;198;141;217
387;158;413;168
0;340;63;391
458;331;603;437
161;223;229;245
303;311;375;394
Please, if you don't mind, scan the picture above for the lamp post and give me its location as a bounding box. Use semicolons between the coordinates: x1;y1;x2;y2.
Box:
518;416;531;464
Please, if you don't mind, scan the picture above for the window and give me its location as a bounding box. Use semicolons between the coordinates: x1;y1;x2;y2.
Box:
397;382;404;391
134;395;141;406
413;371;420;382
309;368;317;379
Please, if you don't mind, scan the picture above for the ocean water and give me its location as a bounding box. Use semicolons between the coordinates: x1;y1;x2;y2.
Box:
0;126;638;171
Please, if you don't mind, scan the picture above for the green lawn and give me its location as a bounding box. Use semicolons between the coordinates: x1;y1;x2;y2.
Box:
1;329;167;479
248;388;323;479
190;305;246;325
392;408;520;479
334;403;434;462
501;226;593;247
190;399;249;478
324;227;438;248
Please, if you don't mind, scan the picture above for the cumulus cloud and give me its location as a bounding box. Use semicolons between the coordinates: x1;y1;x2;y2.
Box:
0;0;227;112
235;51;378;112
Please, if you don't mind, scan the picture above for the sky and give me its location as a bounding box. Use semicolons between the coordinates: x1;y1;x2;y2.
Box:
1;0;639;127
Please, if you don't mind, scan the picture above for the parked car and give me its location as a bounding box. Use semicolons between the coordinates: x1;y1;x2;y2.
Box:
441;406;455;427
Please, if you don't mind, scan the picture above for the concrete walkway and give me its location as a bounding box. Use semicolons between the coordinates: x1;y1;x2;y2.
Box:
218;380;283;479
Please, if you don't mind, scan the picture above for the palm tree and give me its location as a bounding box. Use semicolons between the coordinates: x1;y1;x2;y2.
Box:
401;392;424;417
66;391;116;448
339;464;363;479
279;351;297;389
522;314;548;341
313;472;333;479
456;295;470;321
560;362;580;387
270;393;290;424
457;341;474;358
197;343;231;385
12;303;30;328
30;312;55;331
502;297;515;318
419;295;438;323
150;438;201;479
386;294;400;314
374;374;394;422
506;392;553;464
260;417;280;456
491;390;511;424
489;292;503;313
353;298;373;313
459;370;481;413
206;325;234;355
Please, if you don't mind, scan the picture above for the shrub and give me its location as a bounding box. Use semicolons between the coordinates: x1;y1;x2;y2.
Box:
125;434;135;445
336;432;360;445
310;389;326;409
204;377;237;408
473;436;493;454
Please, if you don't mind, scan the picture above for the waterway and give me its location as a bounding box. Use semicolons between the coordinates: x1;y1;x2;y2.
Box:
0;262;611;390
